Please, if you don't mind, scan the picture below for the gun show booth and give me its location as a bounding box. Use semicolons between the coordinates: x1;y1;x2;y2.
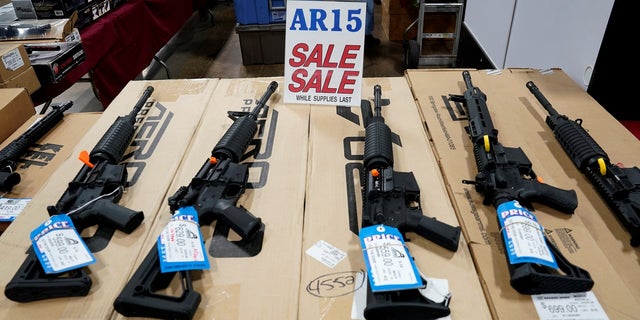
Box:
1;1;639;320
4;0;207;108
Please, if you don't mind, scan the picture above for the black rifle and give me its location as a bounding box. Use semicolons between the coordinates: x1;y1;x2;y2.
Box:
449;71;593;294
4;86;154;302
527;81;640;247
113;81;278;320
1;101;72;193
360;85;461;320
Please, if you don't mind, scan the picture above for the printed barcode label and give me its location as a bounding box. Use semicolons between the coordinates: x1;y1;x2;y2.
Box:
2;48;25;71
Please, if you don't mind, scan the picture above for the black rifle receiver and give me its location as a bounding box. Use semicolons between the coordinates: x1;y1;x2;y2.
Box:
527;81;640;247
0;101;73;193
113;81;278;320
361;85;460;320
449;71;593;294
4;86;154;303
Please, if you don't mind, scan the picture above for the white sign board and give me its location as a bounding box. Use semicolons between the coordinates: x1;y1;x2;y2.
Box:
284;0;365;106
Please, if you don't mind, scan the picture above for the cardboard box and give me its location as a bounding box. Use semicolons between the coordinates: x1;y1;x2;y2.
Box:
507;69;640;303
298;77;491;319
111;77;308;319
0;43;30;82
0;111;101;232
0;87;35;143
406;69;640;319
0;65;41;94
0;78;219;318
27;40;85;83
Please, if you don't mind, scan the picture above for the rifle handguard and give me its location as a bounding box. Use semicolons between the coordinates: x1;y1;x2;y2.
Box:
527;80;640;247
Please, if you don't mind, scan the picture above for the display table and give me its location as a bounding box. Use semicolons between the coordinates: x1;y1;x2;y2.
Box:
30;0;202;108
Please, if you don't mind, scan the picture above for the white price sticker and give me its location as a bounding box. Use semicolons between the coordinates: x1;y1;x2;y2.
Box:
498;200;558;268
159;218;205;263
1;48;25;71
306;240;346;268
157;206;209;272
532;292;608;320
0;198;30;222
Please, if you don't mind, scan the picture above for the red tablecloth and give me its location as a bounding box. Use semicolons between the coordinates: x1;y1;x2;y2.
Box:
31;0;197;108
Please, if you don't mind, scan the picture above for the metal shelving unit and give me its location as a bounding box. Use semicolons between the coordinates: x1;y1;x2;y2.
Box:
403;0;464;69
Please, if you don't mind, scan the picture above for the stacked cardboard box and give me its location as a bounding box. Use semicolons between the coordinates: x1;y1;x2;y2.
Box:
0;44;40;94
0;87;35;142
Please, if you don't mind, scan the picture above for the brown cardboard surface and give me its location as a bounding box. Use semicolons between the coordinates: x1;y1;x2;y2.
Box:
509;69;640;301
0;44;30;82
0;78;218;318
406;68;640;319
0;112;100;232
0;88;35;143
111;77;308;319
299;77;490;319
0;66;41;95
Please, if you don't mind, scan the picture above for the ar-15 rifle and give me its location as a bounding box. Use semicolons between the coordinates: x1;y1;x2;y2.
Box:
527;81;640;247
360;85;461;320
0;101;72;193
449;71;593;294
113;81;278;320
4;86;154;302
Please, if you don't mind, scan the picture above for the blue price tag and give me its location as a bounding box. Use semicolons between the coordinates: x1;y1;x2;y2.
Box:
30;214;95;274
359;224;423;292
497;200;558;269
157;206;210;272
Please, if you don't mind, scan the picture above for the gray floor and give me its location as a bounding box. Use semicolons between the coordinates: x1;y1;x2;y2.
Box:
37;2;407;114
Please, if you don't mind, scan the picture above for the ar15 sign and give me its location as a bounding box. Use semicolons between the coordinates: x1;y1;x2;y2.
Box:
284;0;365;106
